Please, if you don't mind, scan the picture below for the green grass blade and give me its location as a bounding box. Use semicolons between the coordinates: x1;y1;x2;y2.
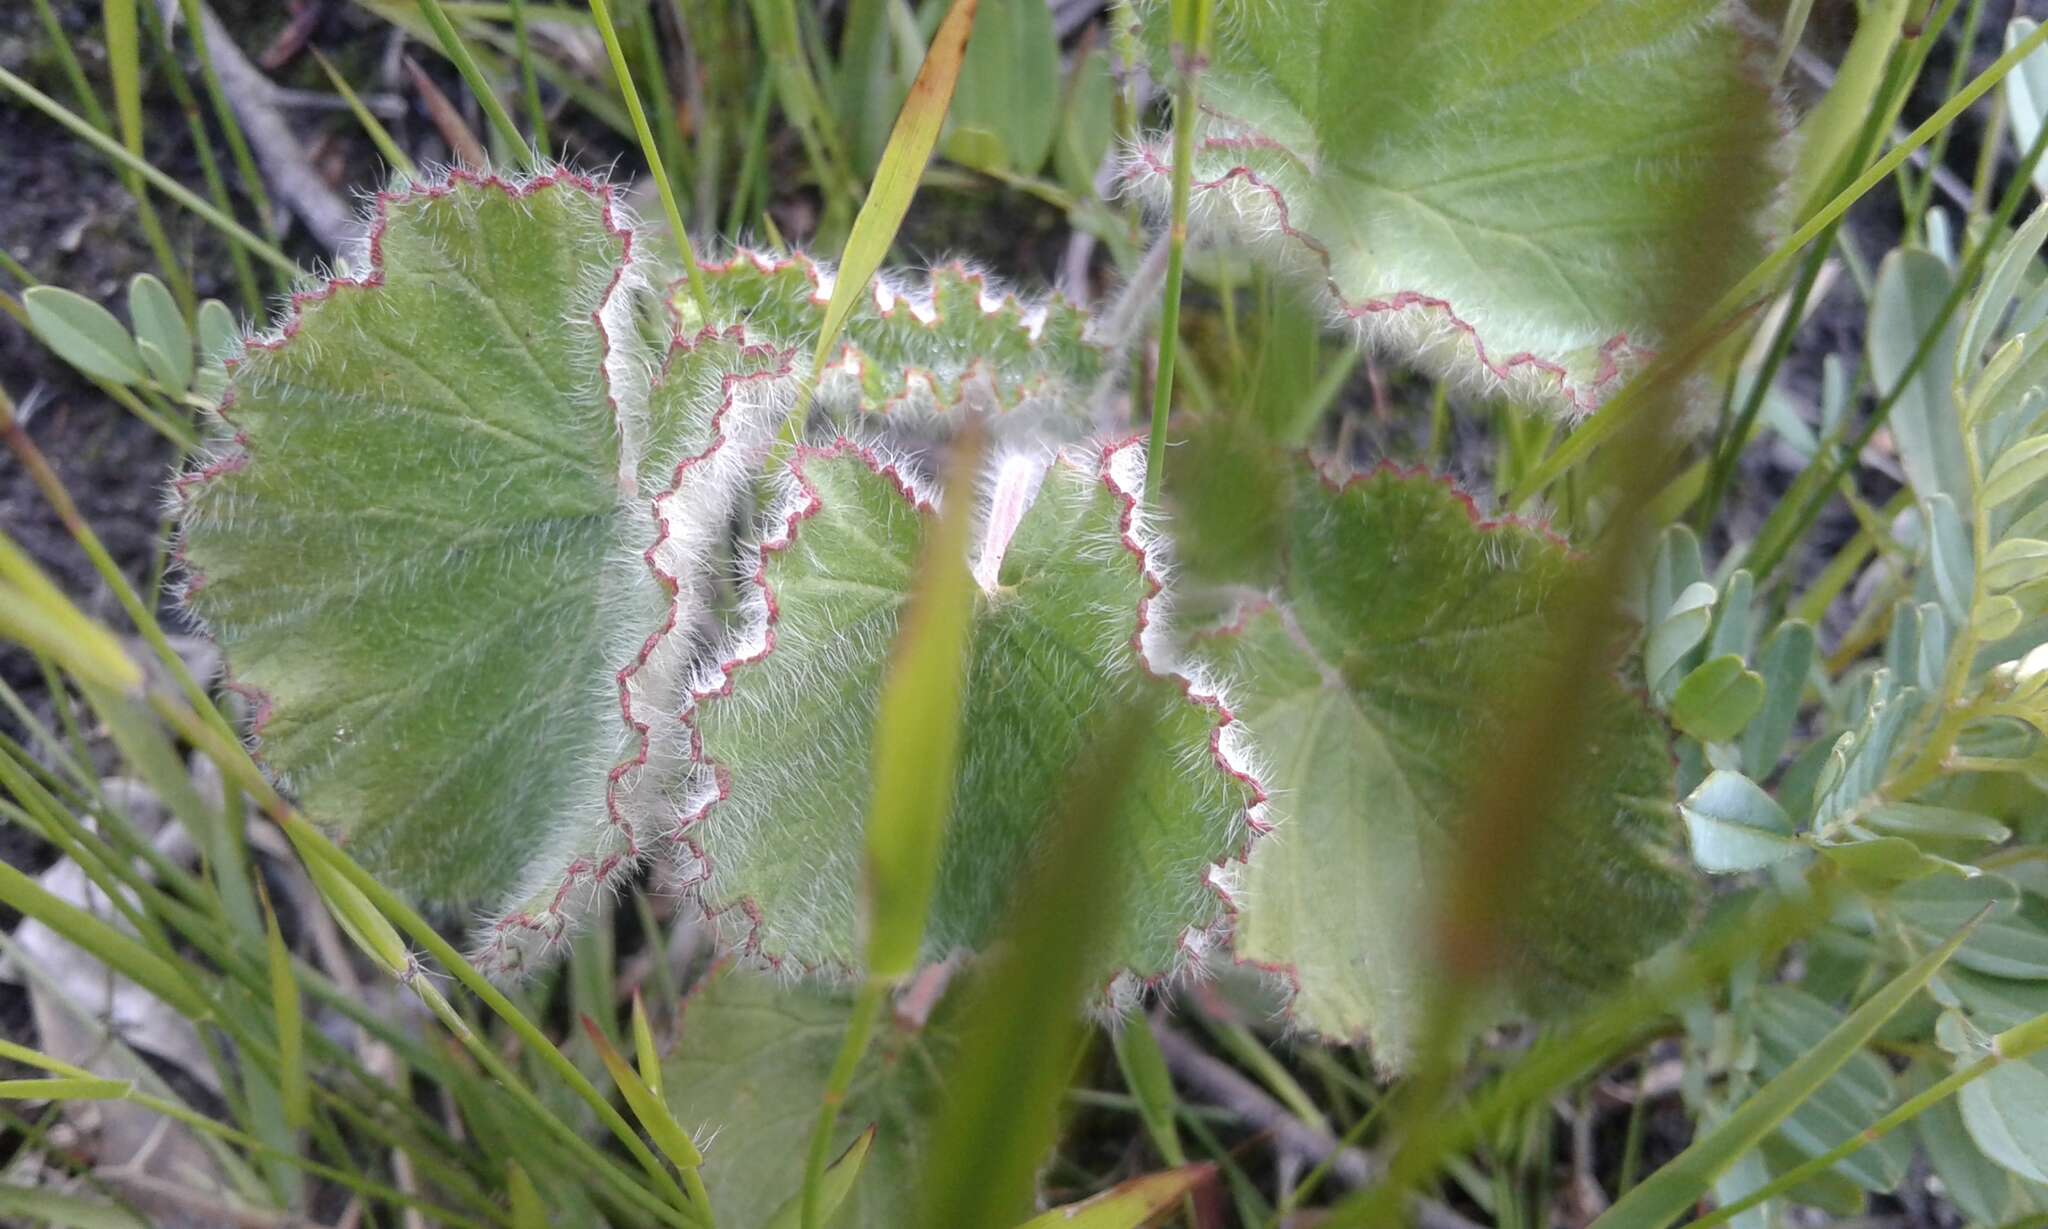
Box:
587;0;707;308
581;1014;706;1172
0;857;210;1021
313;50;418;177
1144;0;1215;504
747;0;859;207
416;0;533;164
1588;908;1987;1229
276;816;702;1229
0;66;300;278
101;0;197;314
174;0;279;277
1112;1011;1188;1167
787;0;977;446
861;425;984;979
915;707;1153;1228
795;427;984;1229
0;1183;147;1229
261;891;311;1131
764;1126;876;1229
508;1161;548;1229
506;0;551;153
139;0;261;313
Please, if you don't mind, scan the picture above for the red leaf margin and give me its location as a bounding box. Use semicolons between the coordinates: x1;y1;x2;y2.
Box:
666;434;1274;999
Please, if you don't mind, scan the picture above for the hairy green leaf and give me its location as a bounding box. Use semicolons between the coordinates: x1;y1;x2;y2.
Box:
1201;464;1691;1065
682;253;1104;429
668;438;1261;982
1125;0;1783;414
176;172;805;975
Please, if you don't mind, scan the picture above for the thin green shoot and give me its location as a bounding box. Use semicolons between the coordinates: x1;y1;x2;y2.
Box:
588;0;709;312
416;0;535;165
507;0;552;153
1145;0;1216;506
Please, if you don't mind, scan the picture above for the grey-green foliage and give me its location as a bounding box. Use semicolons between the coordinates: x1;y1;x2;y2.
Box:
1666;198;2048;1210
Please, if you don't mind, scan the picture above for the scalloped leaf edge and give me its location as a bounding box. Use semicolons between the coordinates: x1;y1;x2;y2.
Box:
662;434;1272;1000
680;248;1107;426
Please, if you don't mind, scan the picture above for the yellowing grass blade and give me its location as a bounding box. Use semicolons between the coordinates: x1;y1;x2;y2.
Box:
0;1077;131;1101
581;1015;705;1172
806;0;979;403
1010;1165;1216;1228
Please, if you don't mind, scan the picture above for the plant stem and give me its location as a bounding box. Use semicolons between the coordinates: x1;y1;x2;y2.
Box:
800;977;887;1229
589;0;709;313
1145;0;1215;507
417;0;534;166
506;0;552;154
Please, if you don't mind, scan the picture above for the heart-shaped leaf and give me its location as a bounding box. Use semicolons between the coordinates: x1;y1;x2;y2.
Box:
1200;464;1691;1065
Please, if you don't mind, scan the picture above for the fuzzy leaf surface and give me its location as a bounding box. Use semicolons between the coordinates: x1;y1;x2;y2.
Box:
178;174;802;962
1126;0;1782;413
1202;466;1691;1064
683;253;1104;429
670;438;1260;982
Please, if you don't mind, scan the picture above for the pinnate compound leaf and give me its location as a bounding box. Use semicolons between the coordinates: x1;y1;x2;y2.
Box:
25;285;146;386
1681;770;1798;874
177;172;804;972
1201;465;1691;1065
1124;0;1783;415
665;438;1263;982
